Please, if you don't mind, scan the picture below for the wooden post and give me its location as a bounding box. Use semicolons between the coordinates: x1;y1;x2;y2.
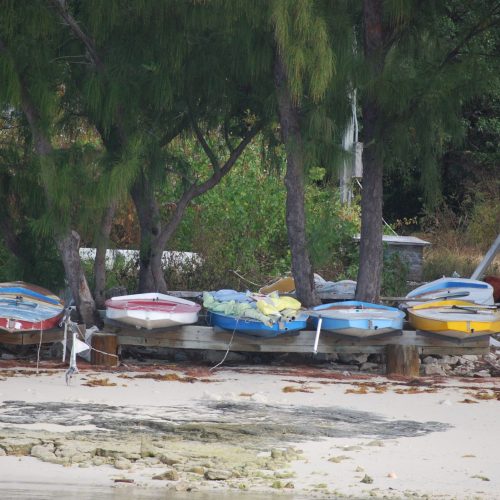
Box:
386;344;420;377
91;333;118;367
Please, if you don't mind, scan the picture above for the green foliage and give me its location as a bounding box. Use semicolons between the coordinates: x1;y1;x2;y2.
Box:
381;252;409;297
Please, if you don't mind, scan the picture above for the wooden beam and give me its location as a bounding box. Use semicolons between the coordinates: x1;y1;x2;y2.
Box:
470;233;500;280
0;328;64;345
110;325;490;356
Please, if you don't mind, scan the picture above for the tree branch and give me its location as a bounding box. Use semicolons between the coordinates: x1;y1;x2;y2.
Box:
189;112;221;172
157;122;262;248
49;0;104;70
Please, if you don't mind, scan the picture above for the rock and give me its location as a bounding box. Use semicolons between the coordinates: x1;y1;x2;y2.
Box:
271;448;284;460
159;454;182;466
153;469;179;481
0;353;16;360
461;355;479;362
440;355;459;365
422;356;438;364
0;437;41;456
114;458;132;470
423;363;446;376
0;447;6;456
143;457;160;466
337;353;369;365
188;466;205;475
360;474;374;484
359;362;380;372
453;364;474;376
55;445;79;458
473;370;491;378
387;471;397;479
331;363;360;372
71;453;91;464
204;469;232;480
92;457;105;466
31;445;57;461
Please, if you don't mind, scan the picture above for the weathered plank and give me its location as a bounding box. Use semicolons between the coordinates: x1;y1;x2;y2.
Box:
111;325;490;355
91;333;119;367
0;328;64;345
386;345;420;376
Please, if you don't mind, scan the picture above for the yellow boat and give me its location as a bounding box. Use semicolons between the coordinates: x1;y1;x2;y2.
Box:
408;300;500;339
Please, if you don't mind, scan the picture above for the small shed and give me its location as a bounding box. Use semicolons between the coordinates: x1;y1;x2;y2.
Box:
353;235;431;281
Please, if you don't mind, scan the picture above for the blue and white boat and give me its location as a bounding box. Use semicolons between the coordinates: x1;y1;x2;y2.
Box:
309;301;405;338
207;310;308;338
404;277;494;307
0;281;64;333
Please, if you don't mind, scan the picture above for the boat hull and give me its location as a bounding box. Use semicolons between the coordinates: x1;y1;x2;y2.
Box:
0;282;64;333
207;311;307;338
309;301;405;338
405;278;494;306
105;293;200;330
408;300;500;339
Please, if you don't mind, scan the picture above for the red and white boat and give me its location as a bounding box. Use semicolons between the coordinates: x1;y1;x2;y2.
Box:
105;293;201;330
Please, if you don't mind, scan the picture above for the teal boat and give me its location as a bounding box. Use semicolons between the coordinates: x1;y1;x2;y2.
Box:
309;301;405;338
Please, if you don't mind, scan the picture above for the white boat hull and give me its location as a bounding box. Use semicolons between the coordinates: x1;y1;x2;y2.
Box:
106;308;199;330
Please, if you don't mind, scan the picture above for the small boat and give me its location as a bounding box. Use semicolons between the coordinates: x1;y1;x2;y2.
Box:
207;310;308;338
404;277;494;306
309;301;405;337
105;293;201;330
407;300;500;339
0;281;64;333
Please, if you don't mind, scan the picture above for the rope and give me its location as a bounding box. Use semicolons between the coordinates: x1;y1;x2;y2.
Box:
209;326;236;372
354;178;398;236
230;270;263;288
36;320;43;374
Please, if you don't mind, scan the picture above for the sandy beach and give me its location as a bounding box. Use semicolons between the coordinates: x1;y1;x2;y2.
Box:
0;359;499;499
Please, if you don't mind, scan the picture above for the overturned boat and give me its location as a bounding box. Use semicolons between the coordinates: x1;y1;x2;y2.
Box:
407;300;500;340
0;281;64;333
404;277;494;306
105;293;201;330
309;301;405;337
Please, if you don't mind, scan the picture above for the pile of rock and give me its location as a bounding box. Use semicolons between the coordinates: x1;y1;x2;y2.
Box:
421;350;500;377
324;348;500;378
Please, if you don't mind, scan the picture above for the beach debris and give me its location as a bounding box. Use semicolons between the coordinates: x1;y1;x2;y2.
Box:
83;377;117;387
328;455;350;463
360;474;374;484
461;454;476;458
459;398;479;404
282;385;316;393
114;478;134;483
133;372;209;383
468;390;496;400
387;471;397;479
471;474;490;481
355;466;365;472
367;440;384;447
343;445;363;452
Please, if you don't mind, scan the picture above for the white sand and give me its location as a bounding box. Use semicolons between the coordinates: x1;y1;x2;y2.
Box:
0;364;499;499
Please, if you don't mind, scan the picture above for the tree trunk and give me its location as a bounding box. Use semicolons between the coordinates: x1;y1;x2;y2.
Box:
93;202;116;309
11;58;99;325
274;52;319;307
355;0;385;303
56;230;101;327
131;176;168;293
